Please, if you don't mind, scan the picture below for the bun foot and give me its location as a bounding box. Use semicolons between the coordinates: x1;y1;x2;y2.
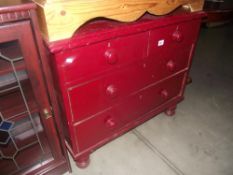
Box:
165;106;176;117
76;156;90;169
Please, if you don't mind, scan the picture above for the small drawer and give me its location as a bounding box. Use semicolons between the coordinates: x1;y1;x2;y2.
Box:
73;108;123;152
149;20;201;51
67;61;153;123
54;32;148;83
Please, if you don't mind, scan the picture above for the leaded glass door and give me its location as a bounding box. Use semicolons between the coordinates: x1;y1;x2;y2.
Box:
0;21;63;175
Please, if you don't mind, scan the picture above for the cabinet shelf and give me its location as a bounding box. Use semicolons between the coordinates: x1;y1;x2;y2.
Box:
0;60;25;77
0;70;28;95
0;81;39;122
0;40;25;76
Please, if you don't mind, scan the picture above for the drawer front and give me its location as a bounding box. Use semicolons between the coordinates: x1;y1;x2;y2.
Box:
73;107;123;152
55;32;148;83
148;20;201;80
149;20;200;52
68;61;153;123
74;73;185;152
146;45;191;82
117;72;185;124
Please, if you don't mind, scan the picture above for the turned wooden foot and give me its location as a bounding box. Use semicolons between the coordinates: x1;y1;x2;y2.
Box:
165;106;176;117
76;155;90;169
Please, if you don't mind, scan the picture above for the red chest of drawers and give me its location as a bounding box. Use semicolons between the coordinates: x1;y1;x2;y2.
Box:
48;11;205;168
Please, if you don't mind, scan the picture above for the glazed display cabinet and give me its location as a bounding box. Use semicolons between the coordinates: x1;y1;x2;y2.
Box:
0;1;69;174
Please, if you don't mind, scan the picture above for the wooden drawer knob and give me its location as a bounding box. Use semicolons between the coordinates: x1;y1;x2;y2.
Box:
166;60;176;71
172;30;183;42
105;117;117;129
106;84;118;98
160;89;169;99
105;49;118;64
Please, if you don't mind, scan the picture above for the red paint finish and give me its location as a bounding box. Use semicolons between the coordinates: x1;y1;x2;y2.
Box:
147;19;202;82
55;32;148;84
49;12;205;167
73;72;185;153
68;61;163;123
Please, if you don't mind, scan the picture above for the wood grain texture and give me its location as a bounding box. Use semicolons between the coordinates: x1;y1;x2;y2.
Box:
33;0;204;41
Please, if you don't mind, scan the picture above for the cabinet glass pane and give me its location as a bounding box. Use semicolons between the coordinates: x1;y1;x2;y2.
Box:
0;40;52;175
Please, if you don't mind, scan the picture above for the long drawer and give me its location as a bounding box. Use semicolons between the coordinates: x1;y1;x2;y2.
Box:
67;60;153;123
73;72;185;152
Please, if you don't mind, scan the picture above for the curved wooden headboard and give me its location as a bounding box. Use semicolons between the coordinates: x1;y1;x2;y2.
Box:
33;0;204;42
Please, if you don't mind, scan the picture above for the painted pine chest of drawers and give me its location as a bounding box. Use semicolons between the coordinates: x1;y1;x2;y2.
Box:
47;11;205;168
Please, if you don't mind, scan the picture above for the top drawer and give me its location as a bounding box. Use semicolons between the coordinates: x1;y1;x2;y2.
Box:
54;32;148;84
149;20;201;53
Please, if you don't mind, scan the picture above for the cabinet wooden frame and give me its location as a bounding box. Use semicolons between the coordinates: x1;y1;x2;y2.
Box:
0;1;70;174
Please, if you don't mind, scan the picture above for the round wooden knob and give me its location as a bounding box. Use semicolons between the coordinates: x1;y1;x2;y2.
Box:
105;117;116;128
160;89;169;99
172;30;183;42
166;60;176;71
106;84;118;98
105;49;118;64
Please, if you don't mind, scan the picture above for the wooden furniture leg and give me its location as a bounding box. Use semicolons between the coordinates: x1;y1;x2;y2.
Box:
76;155;90;169
165;105;177;117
